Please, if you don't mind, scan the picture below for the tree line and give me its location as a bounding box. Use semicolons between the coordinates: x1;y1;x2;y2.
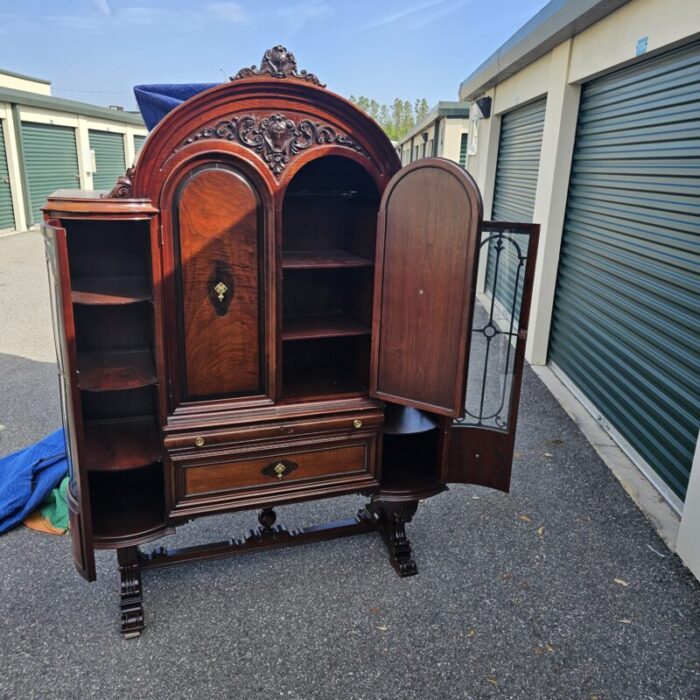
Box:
348;96;431;142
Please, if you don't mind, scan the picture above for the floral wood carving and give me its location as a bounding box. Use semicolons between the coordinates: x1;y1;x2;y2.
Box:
231;45;325;87
180;114;365;176
102;168;135;198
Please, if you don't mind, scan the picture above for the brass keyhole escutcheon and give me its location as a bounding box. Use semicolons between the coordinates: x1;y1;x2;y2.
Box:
214;281;228;302
274;462;286;479
194;437;205;448
353;419;363;429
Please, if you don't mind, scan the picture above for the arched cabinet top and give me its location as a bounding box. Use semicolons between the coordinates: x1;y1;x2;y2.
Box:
131;76;401;202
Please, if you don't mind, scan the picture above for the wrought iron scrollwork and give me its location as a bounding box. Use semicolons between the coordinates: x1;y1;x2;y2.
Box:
454;224;530;431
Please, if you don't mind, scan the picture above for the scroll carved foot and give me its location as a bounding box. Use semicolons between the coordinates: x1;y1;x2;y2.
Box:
367;499;419;577
117;547;144;639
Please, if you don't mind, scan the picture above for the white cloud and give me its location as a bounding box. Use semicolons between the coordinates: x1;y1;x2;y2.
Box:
273;1;333;37
359;0;468;32
207;2;246;24
90;0;111;16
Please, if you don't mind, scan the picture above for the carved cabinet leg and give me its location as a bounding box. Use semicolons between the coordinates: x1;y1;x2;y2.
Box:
117;546;145;639
368;499;419;577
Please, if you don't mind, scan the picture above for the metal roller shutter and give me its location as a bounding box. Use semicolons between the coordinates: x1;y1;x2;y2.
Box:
89;129;125;191
0;123;15;231
22;122;79;225
549;40;700;505
134;134;146;156
486;97;547;313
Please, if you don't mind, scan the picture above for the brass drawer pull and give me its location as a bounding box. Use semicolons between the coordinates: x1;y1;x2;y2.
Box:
194;437;205;448
353;419;363;429
261;459;298;480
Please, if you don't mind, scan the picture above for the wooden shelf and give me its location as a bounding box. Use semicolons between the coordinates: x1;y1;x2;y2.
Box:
282;366;366;400
78;349;156;391
282;250;374;270
71;277;151;305
285;191;378;201
282;313;370;341
89;464;165;544
83;415;160;471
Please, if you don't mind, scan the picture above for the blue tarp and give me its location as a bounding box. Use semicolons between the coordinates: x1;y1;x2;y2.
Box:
134;83;219;131
0;429;68;534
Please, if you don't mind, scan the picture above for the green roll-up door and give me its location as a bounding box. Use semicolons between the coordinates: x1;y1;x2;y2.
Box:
549;40;700;505
486;97;546;312
89;129;125;191
22;122;79;225
134;134;146;156
0;123;15;231
459;133;468;167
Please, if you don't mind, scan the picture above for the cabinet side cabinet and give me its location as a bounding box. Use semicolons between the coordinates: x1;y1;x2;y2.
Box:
41;46;538;637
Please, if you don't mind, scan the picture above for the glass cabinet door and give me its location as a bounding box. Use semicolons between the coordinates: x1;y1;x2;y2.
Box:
443;222;540;492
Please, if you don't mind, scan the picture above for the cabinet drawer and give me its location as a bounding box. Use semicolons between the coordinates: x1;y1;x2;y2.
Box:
173;431;379;507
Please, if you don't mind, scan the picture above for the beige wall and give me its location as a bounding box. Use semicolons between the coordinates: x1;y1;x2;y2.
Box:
464;0;699;365
0;73;51;96
397;117;468;165
462;0;700;562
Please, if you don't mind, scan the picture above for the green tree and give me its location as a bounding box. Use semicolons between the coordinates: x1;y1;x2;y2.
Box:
349;95;431;141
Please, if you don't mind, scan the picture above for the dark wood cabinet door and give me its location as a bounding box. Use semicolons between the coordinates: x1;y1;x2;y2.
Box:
42;220;96;581
444;222;540;492
173;164;264;402
370;159;482;417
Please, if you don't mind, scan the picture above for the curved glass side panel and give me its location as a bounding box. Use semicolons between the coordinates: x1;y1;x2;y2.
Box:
456;222;535;432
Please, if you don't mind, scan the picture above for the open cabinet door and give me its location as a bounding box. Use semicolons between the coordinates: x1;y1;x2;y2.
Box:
42;220;96;581
370;159;482;417
444;222;540;492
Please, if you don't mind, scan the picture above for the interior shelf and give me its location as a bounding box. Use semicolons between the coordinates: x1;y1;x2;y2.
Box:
77;349;156;391
282;365;366;401
89;464;165;544
283;313;370;341
71;277;152;305
83;415;160;471
282;250;374;270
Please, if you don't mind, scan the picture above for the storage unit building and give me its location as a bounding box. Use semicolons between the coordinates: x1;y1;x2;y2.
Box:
458;0;700;578
0;68;148;231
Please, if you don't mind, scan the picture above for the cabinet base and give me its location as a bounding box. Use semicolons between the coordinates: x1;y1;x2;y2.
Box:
116;498;419;637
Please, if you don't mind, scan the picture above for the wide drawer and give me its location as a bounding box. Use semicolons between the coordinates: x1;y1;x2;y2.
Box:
172;431;379;509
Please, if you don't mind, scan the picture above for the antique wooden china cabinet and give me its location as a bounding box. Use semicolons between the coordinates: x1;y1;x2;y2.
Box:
42;47;539;637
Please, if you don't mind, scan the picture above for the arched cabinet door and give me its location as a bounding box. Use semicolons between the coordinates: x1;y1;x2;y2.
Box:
369;157;540;492
443;221;540;491
171;163;265;405
370;159;482;417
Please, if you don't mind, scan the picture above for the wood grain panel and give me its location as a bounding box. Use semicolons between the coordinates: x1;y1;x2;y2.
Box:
184;441;368;496
176;166;262;399
371;159;481;417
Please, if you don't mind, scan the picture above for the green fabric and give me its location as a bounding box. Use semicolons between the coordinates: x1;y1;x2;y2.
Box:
39;476;69;531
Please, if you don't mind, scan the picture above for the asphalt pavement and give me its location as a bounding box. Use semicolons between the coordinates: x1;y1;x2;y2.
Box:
1;230;698;699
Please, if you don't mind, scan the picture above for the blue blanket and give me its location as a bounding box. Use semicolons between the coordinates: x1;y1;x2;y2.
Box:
134;83;219;131
0;429;69;534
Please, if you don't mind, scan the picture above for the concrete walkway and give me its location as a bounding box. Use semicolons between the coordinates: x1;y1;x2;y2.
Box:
1;231;698;699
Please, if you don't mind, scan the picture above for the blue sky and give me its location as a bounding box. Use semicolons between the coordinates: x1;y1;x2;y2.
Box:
1;0;549;110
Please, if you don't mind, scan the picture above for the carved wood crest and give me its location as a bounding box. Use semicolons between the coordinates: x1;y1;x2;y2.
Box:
231;45;324;87
180;114;365;175
103;167;134;198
